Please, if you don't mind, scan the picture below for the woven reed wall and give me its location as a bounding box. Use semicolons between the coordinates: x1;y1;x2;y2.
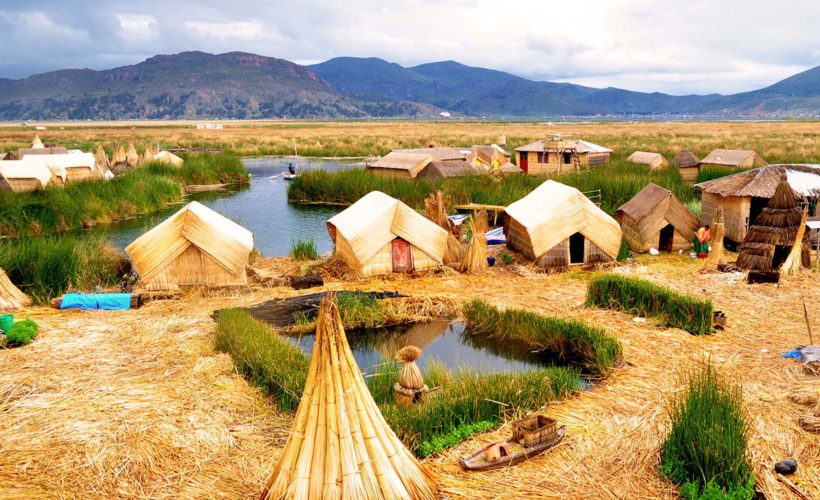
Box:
585;238;614;264
358;239;439;276
505;218;536;259
701;193;750;243
3;178;42;192
366;167;414;179
142;245;246;290
679;165;700;182
536;238;569;267
64;167;94;183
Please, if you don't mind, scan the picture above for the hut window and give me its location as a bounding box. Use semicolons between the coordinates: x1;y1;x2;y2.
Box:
569;232;585;264
563;152;572;164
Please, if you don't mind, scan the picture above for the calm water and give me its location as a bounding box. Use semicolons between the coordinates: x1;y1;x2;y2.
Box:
284;320;551;375
94;157;357;256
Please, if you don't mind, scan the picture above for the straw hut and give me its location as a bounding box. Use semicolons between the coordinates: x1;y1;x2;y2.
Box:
261;294;439;499
496;161;523;176
736;173;811;272
367;152;432;179
615;183;698;252
0;268;31;311
0;159;54;192
504;180;622;267
327;191;448;276
627;151;669;170
700;149;767;170
112;145;127;165
696;164;820;244
154;151;184;167
418;160;476;181
37;153;96;183
468;144;511;171
673;147;701;181
514;138;611;175
125;201;253;291
393;147;469;162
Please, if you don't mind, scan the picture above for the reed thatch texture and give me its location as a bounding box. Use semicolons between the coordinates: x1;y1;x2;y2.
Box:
125;143;140;166
31;135;44;149
700;149;767;168
112;145;127;165
327;191;447;276
94;144;109;169
462;211;488;273
126;201;254;291
616;183;698;252
155;151;184;167
395;345;428;407
418;161;476;180
423;192;462;265
41;153;96;183
367;152;432;179
505;180;622;264
142;147;156;164
0;159;54;191
737;174;811;271
261;294;439;500
673;147;699;168
496;161;523;175
0;267;31;311
627;151;668;170
780;208;809;276
705;208;727;269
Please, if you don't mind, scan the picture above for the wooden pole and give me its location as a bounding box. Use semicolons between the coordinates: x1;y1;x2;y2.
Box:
802;294;814;345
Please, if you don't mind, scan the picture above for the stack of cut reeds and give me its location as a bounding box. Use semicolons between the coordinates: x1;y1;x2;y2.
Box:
780;207;809;276
261;293;439;500
394;345;428;407
125;143;140;166
705;208;727;270
0;267;31;311
424;191;462;265
462;210;488;274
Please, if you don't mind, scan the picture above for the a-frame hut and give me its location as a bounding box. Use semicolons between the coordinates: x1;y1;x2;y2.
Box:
504;180;622;268
736;172;811;271
616;183;699;252
126;202;254;291
327;192;448;276
261;293;439;500
673;147;701;182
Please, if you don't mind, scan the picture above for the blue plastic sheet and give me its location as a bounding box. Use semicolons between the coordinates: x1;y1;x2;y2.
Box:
60;293;132;311
781;347;803;360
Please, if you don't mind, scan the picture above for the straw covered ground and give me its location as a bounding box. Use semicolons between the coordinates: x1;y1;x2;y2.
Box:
0;255;818;499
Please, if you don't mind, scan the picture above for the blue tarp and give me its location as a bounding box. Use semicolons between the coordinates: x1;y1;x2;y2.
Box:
781;347;804;360
60;293;132;311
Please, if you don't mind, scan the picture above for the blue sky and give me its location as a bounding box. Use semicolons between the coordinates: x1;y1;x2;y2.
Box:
0;0;817;95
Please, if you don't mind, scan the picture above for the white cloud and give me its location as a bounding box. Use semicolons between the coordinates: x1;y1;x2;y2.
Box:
184;21;265;40
116;14;157;42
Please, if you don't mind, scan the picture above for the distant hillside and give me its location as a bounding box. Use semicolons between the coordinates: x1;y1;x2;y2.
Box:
1;51;819;119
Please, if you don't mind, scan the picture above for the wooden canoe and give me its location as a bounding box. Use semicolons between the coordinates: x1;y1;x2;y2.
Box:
459;426;566;472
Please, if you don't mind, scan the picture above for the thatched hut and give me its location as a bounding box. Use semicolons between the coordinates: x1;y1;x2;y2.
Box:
327;192;447;276
468;144;510;171
736;173;811;272
700;149;767;170
40;153;96;182
673;147;700;181
154;151;184;167
418;160;476;181
0;268;31;311
261;294;439;499
627;151;669;170
616;183;698;252
514;138;611;175
0;159;54;192
126;201;254;291
496;161;523;176
367;152;432;179
504;180;622;268
695;164;820;245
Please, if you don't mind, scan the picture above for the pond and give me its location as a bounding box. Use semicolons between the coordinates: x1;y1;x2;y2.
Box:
94;157;354;256
284;320;553;376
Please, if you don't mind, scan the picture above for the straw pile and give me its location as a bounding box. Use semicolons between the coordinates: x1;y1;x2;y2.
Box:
142;147;156;164
261;293;439;500
0;267;31;310
111;144;127;165
424;191;462;265
126;143;140;166
705;208;727;270
394;345;428;407
799;394;820;432
780;208;809;276
461;211;488;273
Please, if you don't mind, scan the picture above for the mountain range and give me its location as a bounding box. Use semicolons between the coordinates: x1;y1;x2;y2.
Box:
0;51;818;120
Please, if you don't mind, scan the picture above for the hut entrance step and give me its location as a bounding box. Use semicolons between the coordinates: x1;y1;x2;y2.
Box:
569;232;585;264
659;224;675;252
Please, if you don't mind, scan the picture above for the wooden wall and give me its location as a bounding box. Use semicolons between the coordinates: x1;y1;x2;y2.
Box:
514;151;608;175
701;193;750;244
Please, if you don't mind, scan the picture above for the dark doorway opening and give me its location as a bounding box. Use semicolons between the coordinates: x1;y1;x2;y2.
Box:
563;152;572;164
771;245;791;270
749;197;768;227
569;232;585;264
659;224;675;252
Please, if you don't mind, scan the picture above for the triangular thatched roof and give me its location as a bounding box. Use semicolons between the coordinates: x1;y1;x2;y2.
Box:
0;268;31;311
261;293;439;499
616;183;699;244
672;147;699;168
736;173;810;271
31;135;44;149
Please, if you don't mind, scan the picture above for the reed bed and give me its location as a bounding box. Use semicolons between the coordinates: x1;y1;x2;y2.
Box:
462;298;623;375
288;238;318;260
0;236;123;303
587;274;714;334
660;361;754;499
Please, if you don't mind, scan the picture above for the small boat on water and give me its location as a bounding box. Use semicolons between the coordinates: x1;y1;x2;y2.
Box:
459;416;565;472
282;173;298;181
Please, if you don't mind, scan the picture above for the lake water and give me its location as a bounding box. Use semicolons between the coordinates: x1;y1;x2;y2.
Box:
96;157;356;256
284;320;552;375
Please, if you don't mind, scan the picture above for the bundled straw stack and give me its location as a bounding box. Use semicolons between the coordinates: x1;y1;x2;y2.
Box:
394;345;428;407
31;135;44;149
142;147;155;164
705;208;727;269
781;208;809;276
0;268;31;311
94;144;109;170
261;293;439;500
125;143;140;166
424;191;462;265
112;145;127;165
462;211;488;273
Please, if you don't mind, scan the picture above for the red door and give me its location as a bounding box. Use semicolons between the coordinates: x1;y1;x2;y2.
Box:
392;239;414;272
519;153;528;173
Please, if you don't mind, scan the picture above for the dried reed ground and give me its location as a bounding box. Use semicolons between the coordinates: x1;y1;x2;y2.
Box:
0;255;817;498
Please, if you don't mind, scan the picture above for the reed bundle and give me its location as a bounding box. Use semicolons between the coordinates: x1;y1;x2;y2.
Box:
461;211;488;274
261;293;439;500
94;144;109;169
424;191;462;265
395;345;428;407
111;144;127;164
142;146;156;164
0;267;31;310
705;209;727;270
125;143;140;166
780;207;809;276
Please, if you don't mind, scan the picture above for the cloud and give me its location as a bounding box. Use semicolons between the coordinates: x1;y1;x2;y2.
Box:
0;0;817;95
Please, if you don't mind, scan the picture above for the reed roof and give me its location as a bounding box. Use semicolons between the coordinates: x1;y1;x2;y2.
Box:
515;139;612;154
327;191;448;265
17;147;69;158
393;147;469;161
700;148;767;167
0;267;31;311
421;161;477;179
696;164;820;198
616;183;699;241
505;180;622;258
126;201;254;284
369;152;432;178
627;151;667;167
261;294;439;499
673;147;699;168
497;161;523;174
0;159;54;187
31;135;44;149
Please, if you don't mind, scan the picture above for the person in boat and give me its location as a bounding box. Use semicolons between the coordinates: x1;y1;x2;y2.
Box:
288;163;296;176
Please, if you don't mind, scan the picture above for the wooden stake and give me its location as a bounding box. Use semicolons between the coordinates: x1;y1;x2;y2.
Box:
776;473;811;500
802;294;813;345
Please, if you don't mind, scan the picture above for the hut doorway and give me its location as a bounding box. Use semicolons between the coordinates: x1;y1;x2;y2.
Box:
519;155;528;173
659;224;675;252
749;197;768;227
771;245;791;269
569;232;585;264
391;239;414;272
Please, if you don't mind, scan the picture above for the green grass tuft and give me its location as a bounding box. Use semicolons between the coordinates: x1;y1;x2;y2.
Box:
587;275;714;334
5;319;39;346
289;238;318;260
660;362;754;499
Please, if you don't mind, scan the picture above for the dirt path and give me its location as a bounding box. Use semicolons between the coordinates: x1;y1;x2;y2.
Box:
1;257;818;498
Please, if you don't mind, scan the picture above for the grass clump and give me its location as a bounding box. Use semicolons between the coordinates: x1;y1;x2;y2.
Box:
215;309;309;411
695;165;749;184
5;319;39;346
660;362;754;499
336;291;395;329
144;152;249;185
416;420;495;458
289;238;318;260
0;236;123;303
587;275;714;334
462;298;623;375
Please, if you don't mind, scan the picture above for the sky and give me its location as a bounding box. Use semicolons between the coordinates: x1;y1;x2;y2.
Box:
0;0;818;95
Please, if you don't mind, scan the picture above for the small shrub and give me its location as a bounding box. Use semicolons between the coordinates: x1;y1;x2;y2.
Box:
661;362;754;499
289;239;318;260
5;319;39;346
417;420;495;458
587;275;714;334
499;251;514;265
